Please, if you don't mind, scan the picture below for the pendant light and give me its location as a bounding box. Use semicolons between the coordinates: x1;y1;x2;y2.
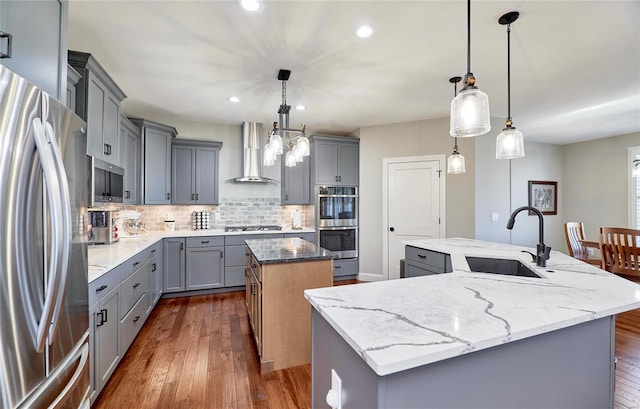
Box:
264;69;309;167
633;158;640;178
447;76;466;174
450;0;491;138
496;11;525;159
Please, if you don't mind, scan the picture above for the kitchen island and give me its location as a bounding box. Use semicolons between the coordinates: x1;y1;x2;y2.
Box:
304;238;640;408
245;237;333;373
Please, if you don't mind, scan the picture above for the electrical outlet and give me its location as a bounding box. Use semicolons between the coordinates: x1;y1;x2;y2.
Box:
325;369;342;409
491;212;499;222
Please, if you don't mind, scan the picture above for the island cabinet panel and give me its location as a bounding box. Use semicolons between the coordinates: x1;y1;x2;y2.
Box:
163;237;186;293
403;246;452;278
311;310;615;409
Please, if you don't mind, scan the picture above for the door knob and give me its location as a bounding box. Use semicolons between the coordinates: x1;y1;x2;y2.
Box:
389;227;395;232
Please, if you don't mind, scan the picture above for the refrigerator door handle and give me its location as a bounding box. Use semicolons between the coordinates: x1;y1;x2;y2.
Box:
48;341;89;409
43;114;73;343
32;117;65;353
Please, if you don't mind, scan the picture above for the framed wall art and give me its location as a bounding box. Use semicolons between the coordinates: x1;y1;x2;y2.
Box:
528;180;557;215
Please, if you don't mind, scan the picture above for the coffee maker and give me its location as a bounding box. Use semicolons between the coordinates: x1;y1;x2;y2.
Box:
87;209;119;244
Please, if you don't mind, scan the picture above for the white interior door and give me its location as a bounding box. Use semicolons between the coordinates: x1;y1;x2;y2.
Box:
383;156;445;280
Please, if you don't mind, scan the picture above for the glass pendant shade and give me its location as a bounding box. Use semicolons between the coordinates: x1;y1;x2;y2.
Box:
633;160;640;178
263;143;276;166
285;150;296;167
270;132;283;155
450;88;491;137
496;127;525;159
296;136;310;156
293;143;304;162
447;152;466;174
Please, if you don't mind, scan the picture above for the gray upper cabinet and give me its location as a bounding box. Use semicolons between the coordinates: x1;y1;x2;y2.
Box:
171;139;223;205
69;50;127;167
129;119;177;205
66;64;81;111
282;155;310;205
120;115;141;204
0;0;66;100
311;135;360;186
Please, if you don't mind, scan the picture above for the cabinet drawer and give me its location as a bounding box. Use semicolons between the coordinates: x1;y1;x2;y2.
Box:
404;260;444;278
225;266;246;287
186;236;224;248
89;264;124;306
225;245;248;266
224;233;283;246
333;259;359;277
405;246;450;270
120;293;148;354
120;265;148;318
144;241;162;261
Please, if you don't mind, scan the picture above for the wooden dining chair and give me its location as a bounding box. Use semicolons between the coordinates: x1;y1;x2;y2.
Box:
598;227;640;277
564;222;601;266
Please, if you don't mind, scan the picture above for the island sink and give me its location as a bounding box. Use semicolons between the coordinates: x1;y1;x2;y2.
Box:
465;256;541;278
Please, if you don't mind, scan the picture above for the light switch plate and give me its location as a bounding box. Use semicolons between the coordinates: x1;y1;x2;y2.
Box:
491;212;499;222
331;369;342;409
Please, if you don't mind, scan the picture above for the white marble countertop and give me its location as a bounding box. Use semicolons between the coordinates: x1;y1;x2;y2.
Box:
304;238;640;376
88;227;315;283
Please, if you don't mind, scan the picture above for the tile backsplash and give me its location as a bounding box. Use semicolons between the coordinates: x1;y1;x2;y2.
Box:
110;198;311;231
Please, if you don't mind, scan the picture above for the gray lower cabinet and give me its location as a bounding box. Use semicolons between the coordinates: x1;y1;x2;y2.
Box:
310;135;359;186
282;155;310;205
129;119;178;205
403;246;452;278
90;284;120;402
0;0;66;100
148;242;163;313
186;236;225;290
171;139;223;205
69;51;127;167
333;258;359;278
121;115;141;204
224;234;284;287
163;237;186;293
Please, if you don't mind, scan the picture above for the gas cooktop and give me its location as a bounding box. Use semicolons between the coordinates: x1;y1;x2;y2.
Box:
224;225;283;232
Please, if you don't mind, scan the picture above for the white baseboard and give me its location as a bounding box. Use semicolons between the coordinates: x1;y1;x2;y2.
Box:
357;272;385;282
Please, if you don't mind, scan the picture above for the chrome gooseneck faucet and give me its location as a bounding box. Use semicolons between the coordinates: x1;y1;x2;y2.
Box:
506;206;551;267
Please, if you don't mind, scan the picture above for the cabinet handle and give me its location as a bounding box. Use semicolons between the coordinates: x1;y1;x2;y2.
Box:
0;31;12;59
104;143;109;155
167;193;171;200
133;282;140;289
251;282;256;295
334;265;341;269
201;240;209;244
180;243;184;251
96;311;104;327
335;176;338;182
195;193;199;201
97;308;108;327
338;175;342;182
152;263;157;272
220;251;224;258
191;193;195;200
133;316;141;323
133;261;141;267
96;284;108;293
151;249;157;254
252;263;257;269
285;194;288;201
417;254;426;259
125;190;131;199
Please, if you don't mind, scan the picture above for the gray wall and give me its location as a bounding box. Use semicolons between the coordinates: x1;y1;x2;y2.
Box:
358;117;475;279
562;131;640;240
475;129;565;252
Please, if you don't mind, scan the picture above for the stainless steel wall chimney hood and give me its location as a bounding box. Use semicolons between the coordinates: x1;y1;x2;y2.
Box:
231;122;277;183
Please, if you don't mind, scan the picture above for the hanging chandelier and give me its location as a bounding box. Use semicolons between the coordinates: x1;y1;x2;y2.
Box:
450;0;491;138
263;69;309;167
447;76;466;174
496;11;525;160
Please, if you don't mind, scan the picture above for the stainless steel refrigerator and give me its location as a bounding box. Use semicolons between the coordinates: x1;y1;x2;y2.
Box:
0;66;90;408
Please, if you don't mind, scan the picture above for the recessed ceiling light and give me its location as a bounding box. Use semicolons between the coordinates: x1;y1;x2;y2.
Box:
240;0;260;12
356;24;374;38
295;105;306;111
228;96;240;103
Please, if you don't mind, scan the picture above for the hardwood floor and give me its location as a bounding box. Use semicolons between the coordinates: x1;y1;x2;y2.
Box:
95;280;640;409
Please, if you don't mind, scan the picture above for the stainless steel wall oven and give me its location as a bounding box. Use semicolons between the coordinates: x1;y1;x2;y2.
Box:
316;186;358;259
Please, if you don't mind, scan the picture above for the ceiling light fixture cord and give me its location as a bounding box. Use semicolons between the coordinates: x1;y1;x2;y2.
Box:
466;0;471;75
507;23;511;123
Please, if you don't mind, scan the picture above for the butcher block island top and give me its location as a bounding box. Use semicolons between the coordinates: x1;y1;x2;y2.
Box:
304;238;640;376
244;238;333;373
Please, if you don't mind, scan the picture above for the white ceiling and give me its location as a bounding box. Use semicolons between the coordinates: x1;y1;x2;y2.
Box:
68;0;640;145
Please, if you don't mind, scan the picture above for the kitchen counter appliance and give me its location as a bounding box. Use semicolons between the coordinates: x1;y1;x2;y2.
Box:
88;209;119;244
0;66;90;408
316;186;358;259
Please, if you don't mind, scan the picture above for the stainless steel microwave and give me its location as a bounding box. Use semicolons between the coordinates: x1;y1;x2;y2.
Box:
91;157;124;206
